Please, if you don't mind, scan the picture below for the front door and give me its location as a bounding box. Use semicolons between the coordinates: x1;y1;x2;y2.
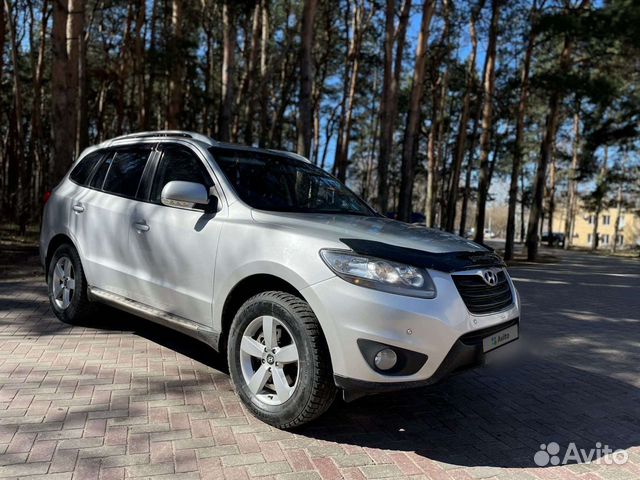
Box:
127;143;224;326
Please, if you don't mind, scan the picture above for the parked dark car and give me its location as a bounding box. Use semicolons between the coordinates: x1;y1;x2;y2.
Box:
541;232;565;248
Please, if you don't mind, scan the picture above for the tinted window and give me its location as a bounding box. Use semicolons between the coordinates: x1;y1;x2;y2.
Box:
70;151;103;185
102;149;152;198
151;146;213;203
90;152;113;189
209;147;374;215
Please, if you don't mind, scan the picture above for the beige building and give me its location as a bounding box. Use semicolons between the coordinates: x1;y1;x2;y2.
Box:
552;204;640;250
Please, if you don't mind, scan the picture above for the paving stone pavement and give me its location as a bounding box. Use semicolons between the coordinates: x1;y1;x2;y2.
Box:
0;244;639;479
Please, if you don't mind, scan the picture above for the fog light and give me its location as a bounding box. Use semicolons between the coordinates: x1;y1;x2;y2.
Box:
374;348;397;371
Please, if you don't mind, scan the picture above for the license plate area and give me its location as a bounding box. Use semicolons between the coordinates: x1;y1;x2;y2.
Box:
482;324;518;353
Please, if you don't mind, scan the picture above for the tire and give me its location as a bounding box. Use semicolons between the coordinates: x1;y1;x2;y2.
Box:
47;243;97;324
227;291;337;429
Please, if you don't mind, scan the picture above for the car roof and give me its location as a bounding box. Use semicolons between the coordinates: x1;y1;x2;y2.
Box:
95;131;310;163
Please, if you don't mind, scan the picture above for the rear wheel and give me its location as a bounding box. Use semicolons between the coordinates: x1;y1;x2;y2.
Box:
227;291;336;429
47;244;98;324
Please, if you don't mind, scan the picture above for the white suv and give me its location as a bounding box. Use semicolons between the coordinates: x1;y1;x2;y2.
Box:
40;131;520;428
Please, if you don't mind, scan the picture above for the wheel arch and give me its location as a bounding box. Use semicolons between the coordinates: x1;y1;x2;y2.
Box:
45;233;76;276
218;274;305;353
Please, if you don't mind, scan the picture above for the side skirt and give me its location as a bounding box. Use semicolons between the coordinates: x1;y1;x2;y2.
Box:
88;286;220;349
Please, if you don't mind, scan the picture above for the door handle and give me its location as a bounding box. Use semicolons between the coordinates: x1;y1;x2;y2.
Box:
133;221;150;232
72;204;85;213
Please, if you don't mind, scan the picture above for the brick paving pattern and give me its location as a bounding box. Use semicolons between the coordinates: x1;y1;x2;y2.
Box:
1;245;639;479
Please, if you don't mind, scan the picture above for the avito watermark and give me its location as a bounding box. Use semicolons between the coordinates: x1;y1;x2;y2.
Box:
534;442;628;467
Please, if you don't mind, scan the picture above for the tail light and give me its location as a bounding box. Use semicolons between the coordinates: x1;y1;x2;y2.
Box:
43;191;52;205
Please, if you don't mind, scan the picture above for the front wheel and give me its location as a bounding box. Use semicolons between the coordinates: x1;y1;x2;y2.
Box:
227;291;336;429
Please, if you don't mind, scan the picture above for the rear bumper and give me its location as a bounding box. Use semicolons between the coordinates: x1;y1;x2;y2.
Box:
334;317;519;397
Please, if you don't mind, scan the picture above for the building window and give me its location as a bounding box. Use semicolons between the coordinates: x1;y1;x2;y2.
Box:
601;234;610;245
587;215;593;225
616;234;624;246
602;215;611;225
619;216;625;228
587;233;592;244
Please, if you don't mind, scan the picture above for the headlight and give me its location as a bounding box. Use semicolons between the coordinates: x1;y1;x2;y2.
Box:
319;249;436;299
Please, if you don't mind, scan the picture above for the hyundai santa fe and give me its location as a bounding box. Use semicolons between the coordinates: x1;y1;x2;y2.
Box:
40;130;520;428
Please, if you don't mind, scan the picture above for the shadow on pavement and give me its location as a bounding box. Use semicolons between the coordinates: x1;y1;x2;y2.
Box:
299;351;640;468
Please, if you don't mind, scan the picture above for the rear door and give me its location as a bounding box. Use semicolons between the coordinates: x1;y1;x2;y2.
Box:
127;143;225;326
72;145;155;296
66;150;106;283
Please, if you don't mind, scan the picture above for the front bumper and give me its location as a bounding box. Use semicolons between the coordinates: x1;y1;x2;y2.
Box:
300;268;520;391
334;317;518;398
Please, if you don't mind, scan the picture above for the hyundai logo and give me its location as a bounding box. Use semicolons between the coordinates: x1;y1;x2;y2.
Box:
482;270;499;286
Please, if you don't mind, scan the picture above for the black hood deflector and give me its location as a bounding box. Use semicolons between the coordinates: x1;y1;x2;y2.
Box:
339;238;505;273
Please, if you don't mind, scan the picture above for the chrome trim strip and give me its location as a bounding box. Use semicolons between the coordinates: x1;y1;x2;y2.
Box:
88;286;219;348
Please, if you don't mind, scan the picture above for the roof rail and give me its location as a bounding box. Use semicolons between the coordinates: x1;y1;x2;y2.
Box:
108;130;215;146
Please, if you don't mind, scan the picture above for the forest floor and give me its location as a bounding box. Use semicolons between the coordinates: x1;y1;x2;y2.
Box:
0;240;639;479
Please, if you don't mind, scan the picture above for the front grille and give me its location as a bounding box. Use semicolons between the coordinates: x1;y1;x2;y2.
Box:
452;271;513;315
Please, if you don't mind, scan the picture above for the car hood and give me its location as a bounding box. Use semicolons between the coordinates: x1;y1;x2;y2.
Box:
250;211;488;254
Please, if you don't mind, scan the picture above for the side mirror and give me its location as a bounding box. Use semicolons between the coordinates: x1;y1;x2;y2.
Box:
161;181;213;211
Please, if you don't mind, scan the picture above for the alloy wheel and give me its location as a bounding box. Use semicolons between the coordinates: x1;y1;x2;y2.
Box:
52;256;75;310
239;315;299;405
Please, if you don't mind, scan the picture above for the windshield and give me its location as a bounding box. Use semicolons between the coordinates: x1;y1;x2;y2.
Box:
209;147;376;216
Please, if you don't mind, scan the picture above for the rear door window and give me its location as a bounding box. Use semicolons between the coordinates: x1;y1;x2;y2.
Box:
102;148;153;199
69;151;104;186
89;152;113;189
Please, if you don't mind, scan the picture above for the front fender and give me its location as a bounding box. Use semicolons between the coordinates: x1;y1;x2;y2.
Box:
213;261;316;331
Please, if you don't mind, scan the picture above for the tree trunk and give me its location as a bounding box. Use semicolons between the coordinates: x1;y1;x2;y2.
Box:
611;195;621;253
218;1;236;141
526;35;572;260
334;2;370;182
77;0;100;152
5;0;26;228
51;0;83;187
241;2;261;145
68;0;83;148
591;209;600;250
473;0;500;245
29;0;49;210
458;111;480;236
445;0;483;232
564;107;580;249
143;0;159;130
425;96;438;226
547;155;556;246
134;0;146;130
591;146;608;251
0;0;5;87
297;0;317;158
397;0;436;222
258;0;270;147
434;66;451;227
504;0;537;260
376;0;396;213
115;3;134;134
519;169;526;242
363;72;379;200
611;159;624;253
166;0;183;129
76;24;88;153
425;63;449;228
376;0;411;213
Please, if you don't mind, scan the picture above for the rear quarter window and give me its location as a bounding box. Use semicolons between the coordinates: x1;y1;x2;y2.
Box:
69;151;104;186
